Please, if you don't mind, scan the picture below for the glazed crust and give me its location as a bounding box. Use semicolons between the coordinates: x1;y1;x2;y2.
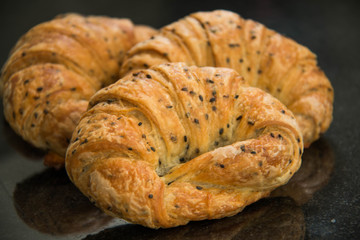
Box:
1;13;157;165
66;63;303;228
120;10;334;147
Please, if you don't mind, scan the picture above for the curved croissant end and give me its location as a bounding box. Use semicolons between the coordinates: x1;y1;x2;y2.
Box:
0;13;157;165
120;10;333;147
66;63;303;228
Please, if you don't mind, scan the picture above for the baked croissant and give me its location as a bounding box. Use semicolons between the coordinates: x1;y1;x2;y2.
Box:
66;63;303;228
120;10;334;147
0;13;157;167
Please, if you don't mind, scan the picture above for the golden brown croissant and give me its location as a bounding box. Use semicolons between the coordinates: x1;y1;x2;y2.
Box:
0;13;157;167
66;63;303;228
120;10;334;147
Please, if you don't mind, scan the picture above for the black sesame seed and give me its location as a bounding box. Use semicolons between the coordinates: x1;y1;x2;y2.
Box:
259;161;263;167
150;146;156;152
146;74;152;79
180;158;185;163
34;112;38;119
258;69;262;74
194;118;199;124
227;123;230;128
36;87;43;92
278;134;283;139
206;78;214;84
209;97;216;103
219;128;224;135
33;96;40;100
190;90;196;95
128;147;133;151
240;145;245;151
24;79;29;85
229;43;240;48
236;115;243;121
212;106;217;111
170;135;177;143
297;138;300;143
138;122;142;126
251;151;256;154
235;95;239;99
195;148;200;154
251;35;256;40
199;95;203;101
196;186;203;190
214;141;219;146
143;63;149;68
159;159;162;165
248;120;255;126
226;57;230;63
31;123;35;127
270;133;275;138
181;87;188;91
205;114;209;120
223;95;229;98
185;112;190;118
148;194;153;199
142;134;146;139
132;72;140;76
212;90;216;96
299;148;302;155
186;144;189;150
247;67;251;72
72;149;76;155
166;105;173;109
21;52;26;57
163;52;168;57
237;25;242;29
239;58;244;63
289;159;292;164
184;136;187;142
43;109;49;114
220;164;225;168
80;139;88;145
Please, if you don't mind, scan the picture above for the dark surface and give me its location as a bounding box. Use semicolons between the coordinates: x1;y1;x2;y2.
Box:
1;0;360;239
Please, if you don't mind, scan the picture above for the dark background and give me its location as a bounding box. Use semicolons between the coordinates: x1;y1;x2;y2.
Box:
1;0;360;239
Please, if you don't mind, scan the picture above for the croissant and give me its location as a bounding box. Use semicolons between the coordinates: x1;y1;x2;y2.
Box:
120;10;334;147
0;13;157;167
66;62;303;228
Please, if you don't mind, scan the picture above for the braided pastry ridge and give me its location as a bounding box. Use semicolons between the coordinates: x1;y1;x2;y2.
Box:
66;63;303;228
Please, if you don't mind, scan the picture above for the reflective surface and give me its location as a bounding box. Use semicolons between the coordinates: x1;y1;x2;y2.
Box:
1;0;360;239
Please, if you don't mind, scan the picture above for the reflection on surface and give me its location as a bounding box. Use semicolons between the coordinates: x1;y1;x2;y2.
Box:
2;119;46;160
271;138;335;205
84;197;305;240
13;168;112;235
11;136;334;238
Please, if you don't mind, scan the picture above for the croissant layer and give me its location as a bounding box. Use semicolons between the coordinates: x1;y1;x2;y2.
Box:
66;63;303;228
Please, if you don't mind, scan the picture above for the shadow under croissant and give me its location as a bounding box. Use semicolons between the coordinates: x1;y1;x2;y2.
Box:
13;168;113;236
83;197;305;240
2;118;46;161
271;137;335;205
